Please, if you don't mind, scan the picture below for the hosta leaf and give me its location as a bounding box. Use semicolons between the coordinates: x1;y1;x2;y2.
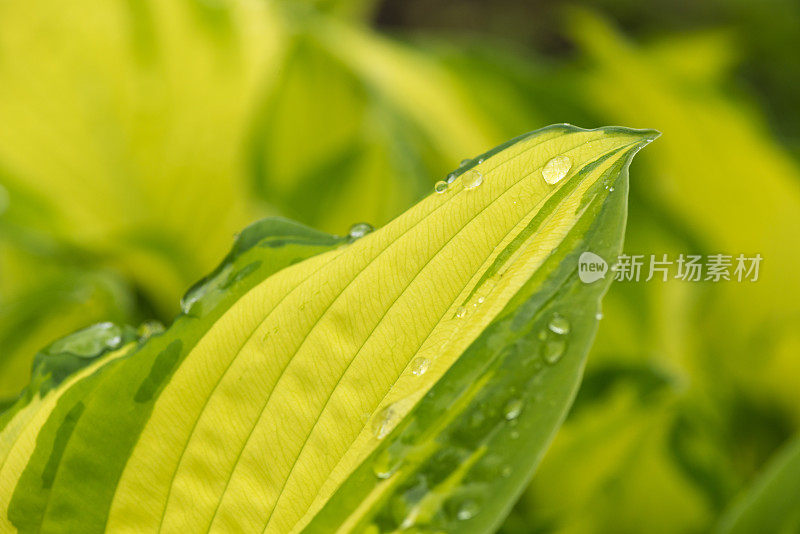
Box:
716;434;800;534
0;325;145;524
0;125;656;533
1;218;345;533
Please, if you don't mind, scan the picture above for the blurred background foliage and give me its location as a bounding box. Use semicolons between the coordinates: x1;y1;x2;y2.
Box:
1;0;799;531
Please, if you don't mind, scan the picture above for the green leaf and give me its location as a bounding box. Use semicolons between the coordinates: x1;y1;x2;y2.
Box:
0;332;142;523
716;435;800;534
0;125;656;533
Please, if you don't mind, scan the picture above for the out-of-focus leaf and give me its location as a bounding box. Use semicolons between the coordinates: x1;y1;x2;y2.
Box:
506;388;711;534
716;435;800;534
248;7;501;233
0;0;285;397
0;0;282;313
567;10;800;418
0;256;136;399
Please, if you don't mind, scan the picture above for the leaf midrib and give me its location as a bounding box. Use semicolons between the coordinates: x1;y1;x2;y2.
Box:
257;139;632;533
195;132;571;533
68;131;611;534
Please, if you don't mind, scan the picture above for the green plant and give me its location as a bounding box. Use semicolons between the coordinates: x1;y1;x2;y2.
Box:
0;125;656;532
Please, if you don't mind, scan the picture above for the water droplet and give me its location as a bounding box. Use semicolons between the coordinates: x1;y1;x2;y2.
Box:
477;296;485;304
373;404;400;440
181;262;235;315
543;338;566;364
410;357;431;376
223;261;262;289
372;449;400;480
504;398;523;420
348;222;374;240
46;322;127;359
457;500;480;521
463;170;483;189
137;320;165;341
542;155;572;184
460;158;471;166
455;306;467;318
477;157;485;164
33;322;140;390
446;172;457;184
548;314;570;335
595;312;604;320
608;186;615;192
434;180;448;194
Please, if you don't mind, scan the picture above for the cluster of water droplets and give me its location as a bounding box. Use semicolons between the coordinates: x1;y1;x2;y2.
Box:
454;292;489;321
433;156;486;195
363;300;575;531
434;151;576;198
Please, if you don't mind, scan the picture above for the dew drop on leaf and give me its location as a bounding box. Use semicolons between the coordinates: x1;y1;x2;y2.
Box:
410;357;431;376
446;172;457;184
373;404;400;440
434;180;448;194
137;320;165;342
463;170;484;189
180;262;235;316
348;222;374;240
460;158;471;166
455;306;467;318
372;449;400;480
543;338;566;364
457;499;480;521
542;155;572;184
504;398;523;420
46;322;124;359
547;314;570;335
